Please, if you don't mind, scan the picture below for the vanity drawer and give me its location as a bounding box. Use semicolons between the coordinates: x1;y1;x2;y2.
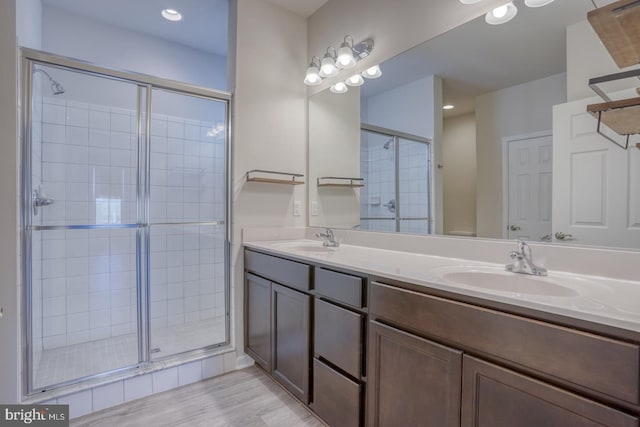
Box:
315;267;364;308
370;281;640;405
312;358;361;427
315;299;363;378
245;250;311;291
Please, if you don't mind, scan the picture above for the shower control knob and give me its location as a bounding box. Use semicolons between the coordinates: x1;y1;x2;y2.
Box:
32;188;55;216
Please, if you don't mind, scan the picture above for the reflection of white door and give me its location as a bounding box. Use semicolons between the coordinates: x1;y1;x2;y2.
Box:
505;134;553;241
553;98;640;249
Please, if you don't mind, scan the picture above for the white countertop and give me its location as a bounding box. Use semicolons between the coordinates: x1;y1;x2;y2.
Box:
244;239;640;335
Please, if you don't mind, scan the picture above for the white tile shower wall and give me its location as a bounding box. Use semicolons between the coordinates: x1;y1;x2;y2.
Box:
359;136;430;234
37;97;226;353
399;140;430;235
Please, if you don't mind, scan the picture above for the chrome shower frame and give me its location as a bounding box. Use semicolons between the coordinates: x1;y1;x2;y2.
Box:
20;48;233;396
360;123;433;234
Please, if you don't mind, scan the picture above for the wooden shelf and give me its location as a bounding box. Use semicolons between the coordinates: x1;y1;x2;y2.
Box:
317;177;364;188
588;0;640;68
318;183;365;188
246;170;304;185
247;177;305;185
587;96;640;135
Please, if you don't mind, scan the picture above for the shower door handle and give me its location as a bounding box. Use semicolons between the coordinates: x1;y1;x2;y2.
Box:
33;188;54;216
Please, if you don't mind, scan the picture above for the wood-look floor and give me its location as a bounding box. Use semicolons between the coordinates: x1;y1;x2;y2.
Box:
71;367;326;427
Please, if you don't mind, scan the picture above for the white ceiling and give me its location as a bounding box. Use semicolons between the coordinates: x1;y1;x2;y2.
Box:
263;0;329;17
41;0;329;57
360;0;610;118
42;0;229;56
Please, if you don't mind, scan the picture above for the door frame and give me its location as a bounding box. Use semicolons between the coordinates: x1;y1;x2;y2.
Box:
500;130;552;239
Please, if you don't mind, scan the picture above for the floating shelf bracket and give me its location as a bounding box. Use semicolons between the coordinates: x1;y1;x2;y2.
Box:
246;169;305;185
317;176;365;188
587;68;640;150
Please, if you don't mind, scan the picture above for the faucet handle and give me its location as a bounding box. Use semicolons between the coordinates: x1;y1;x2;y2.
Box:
509;251;520;260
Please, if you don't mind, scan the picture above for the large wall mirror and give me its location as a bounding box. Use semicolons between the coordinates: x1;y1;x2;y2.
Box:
308;0;640;250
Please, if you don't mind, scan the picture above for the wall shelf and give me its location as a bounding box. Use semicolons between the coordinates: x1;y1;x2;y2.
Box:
317;177;365;188
588;0;640;68
246;170;305;185
588;68;640;149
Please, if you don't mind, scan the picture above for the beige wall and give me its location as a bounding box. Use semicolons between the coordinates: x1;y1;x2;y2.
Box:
307;0;507;95
0;0;20;404
442;113;476;236
309;87;361;228
475;73;566;239
567;20;640;102
231;0;308;351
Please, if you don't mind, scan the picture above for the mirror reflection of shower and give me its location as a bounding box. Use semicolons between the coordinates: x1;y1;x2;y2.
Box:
33;67;65;95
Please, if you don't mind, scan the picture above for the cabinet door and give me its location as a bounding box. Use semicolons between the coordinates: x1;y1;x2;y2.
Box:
462;356;639;427
272;283;311;403
367;321;462;427
245;273;271;370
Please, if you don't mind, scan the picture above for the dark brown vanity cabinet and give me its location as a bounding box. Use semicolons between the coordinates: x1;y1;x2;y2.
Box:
462;356;639;427
312;268;367;427
244;250;312;403
271;282;312;403
367;321;462;427
368;280;640;427
245;273;272;370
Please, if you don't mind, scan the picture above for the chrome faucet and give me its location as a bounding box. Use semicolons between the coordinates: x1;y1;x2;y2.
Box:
505;240;547;276
316;227;339;247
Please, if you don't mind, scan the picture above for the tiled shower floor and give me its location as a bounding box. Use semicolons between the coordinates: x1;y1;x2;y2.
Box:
34;317;226;389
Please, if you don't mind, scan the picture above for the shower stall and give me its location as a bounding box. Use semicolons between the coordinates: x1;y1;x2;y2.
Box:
360;124;432;234
22;49;230;393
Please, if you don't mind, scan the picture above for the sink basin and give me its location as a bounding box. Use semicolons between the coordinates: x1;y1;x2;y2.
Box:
433;266;579;297
270;241;337;253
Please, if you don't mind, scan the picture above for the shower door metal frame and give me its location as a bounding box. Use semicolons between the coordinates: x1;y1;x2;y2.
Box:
361;123;433;234
20;48;233;395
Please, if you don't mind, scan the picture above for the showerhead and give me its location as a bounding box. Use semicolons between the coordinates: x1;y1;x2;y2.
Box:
33;68;65;95
383;138;394;150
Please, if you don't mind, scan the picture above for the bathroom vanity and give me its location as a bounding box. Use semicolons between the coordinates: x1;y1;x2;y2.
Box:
243;239;640;427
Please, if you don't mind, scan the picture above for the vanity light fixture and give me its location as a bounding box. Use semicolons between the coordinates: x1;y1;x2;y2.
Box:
345;74;365;87
443;104;455;110
336;36;357;69
485;2;518;25
319;47;339;78
330;82;349;94
161;8;182;21
362;65;382;79
304;56;323;86
524;0;554;7
304;36;375;86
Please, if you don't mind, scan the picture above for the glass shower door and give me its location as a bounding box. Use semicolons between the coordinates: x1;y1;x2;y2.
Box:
398;138;432;235
147;89;228;359
27;64;144;390
360;129;397;232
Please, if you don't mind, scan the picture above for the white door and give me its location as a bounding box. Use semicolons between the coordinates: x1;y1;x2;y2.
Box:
553;98;640;249
506;135;553;241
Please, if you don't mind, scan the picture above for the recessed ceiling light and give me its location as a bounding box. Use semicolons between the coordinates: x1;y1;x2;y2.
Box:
443;105;455;110
524;0;554;7
485;2;518;25
459;0;483;3
161;8;182;22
